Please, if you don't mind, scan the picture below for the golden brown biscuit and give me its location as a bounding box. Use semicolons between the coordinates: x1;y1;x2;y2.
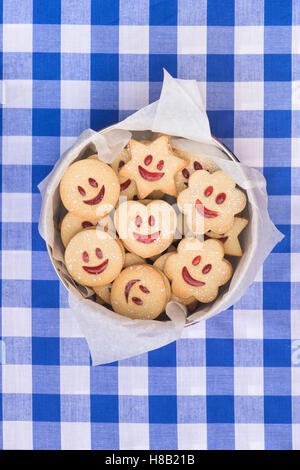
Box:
111;264;170;320
164;237;232;303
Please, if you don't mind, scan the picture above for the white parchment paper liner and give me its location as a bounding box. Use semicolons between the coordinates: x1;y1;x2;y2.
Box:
38;70;283;365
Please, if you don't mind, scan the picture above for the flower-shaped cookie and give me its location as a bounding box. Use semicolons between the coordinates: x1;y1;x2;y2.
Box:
164;237;233;303
173;148;219;195
177;170;247;235
205;217;248;257
119;135;187;198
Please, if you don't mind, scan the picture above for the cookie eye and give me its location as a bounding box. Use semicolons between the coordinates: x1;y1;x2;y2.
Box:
144;154;153;166
118;160;125;170
82;251;89;263
148;215;155;226
192;255;201;266
157;160;164;170
216;193;226;204
202;264;212;274
135;215;143;227
78;186;86;196
88;178;98;188
82;221;93;228
182;168;190;179
132;297;143;305
194;161;203;170
95;248;103;259
204;186;213;197
139;285;150;294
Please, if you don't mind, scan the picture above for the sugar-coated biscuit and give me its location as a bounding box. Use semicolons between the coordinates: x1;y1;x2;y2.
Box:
173;148;219;195
65;228;124;287
111;148;137;200
60;159;120;220
154;252;197;307
114;200;177;258
93;253;146;305
93;284;112;305
177;170;247;235
111;264;170;320
119;135;187;199
205;217;248;257
61;212;97;247
60;212;114;247
164;237;233;303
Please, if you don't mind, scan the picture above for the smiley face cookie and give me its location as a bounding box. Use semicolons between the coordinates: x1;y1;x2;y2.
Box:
119;135;187;198
164;237;232;303
65;228;124;287
111;264;170;319
60;212;114;247
114;200;177;258
173;148;219;195
177;170;247;235
60;159;120;220
205;217;248;257
111;148;137;200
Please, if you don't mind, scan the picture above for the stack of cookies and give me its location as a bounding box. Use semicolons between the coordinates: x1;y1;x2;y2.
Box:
59;135;248;320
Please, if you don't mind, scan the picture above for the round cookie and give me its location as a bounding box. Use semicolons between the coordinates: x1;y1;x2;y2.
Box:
174;148;219;195
177;169;247;235
60;212;114;248
164;237;233;303
111;264;170;320
93;284;112;305
65;228;124;287
93;253;146;305
111;148;137;200
114;200;177;258
60;159;120;220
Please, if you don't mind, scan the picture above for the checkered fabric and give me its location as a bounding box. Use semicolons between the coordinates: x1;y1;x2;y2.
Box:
0;0;299;450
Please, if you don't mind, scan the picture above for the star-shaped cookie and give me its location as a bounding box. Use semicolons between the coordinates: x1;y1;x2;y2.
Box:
205;217;248;256
119;135;187;199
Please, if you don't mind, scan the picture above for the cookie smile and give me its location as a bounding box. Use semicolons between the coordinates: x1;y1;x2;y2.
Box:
82;259;109;274
120;179;132;191
195;199;218;218
125;279;140;302
133;231;161;244
182;266;205;287
83;185;105;205
138;165;165;182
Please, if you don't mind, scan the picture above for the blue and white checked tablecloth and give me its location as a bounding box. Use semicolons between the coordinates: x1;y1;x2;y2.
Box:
0;0;299;450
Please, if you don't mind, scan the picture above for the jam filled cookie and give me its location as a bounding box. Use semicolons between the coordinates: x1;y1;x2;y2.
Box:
60;159;120;220
93;253;146;305
177;170;247;235
60;212;114;247
111;264;170;320
205;217;248;257
65;228;124;287
111;148;137;200
173;148;219;195
164;237;233;303
114;200;177;258
154;253;197;308
119;135;187;199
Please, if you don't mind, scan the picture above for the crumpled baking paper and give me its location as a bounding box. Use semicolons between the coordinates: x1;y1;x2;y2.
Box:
38;70;283;365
